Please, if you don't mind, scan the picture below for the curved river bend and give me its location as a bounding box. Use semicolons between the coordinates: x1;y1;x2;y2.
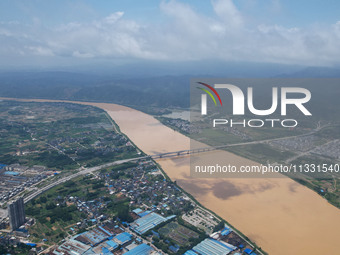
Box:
3;98;340;255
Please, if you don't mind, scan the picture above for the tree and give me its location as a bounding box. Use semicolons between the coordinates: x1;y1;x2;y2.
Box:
117;204;133;222
46;202;56;210
39;196;47;204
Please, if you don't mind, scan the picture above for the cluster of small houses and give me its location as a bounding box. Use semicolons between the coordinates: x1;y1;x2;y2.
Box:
101;161;194;215
270;135;317;152
162;118;199;134
0;164;49;203
311;139;340;159
48;132;130;158
53;161;194;226
271;135;340;159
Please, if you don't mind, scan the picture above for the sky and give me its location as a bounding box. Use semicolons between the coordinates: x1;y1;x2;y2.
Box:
0;0;340;69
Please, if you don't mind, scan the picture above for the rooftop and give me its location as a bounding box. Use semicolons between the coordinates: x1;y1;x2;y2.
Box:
130;212;170;235
184;251;198;255
106;240;118;249
132;208;143;214
4;171;20;176
75;226;112;246
51;239;90;255
114;232;132;244
192;238;234;255
124;243;154;255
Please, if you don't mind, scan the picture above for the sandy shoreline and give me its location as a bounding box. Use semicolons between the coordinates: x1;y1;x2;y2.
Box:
2;97;340;255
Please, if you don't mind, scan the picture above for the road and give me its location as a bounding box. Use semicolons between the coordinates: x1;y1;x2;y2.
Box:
23;156;146;204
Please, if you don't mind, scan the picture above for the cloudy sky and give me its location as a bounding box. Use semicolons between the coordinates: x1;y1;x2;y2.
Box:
1;0;340;69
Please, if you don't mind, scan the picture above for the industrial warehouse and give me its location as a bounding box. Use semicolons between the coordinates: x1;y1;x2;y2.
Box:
50;224;159;255
130;212;176;235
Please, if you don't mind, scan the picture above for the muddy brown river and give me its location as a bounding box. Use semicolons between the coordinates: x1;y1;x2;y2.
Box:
2;98;340;255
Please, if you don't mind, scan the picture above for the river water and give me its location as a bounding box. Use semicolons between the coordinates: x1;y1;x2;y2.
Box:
2;98;340;255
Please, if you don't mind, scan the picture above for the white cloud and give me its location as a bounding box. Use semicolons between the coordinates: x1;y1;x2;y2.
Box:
104;11;124;24
26;46;54;56
0;1;340;66
211;0;244;29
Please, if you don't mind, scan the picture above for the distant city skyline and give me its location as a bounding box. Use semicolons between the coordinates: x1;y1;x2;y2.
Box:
0;0;340;68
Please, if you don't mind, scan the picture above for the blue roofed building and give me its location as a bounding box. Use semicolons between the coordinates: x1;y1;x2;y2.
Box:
75;226;113;247
83;248;95;254
51;227;128;255
4;171;20;176
51;239;91;255
151;230;160;238
169;244;180;253
132;208;143;214
25;243;36;247
138;210;151;217
244;248;253;254
106;240;119;250
192;238;234;255
113;232;132;245
86;239;119;254
184;250;198;255
221;226;232;236
124;243;154;255
130;212;174;234
101;247;113;254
